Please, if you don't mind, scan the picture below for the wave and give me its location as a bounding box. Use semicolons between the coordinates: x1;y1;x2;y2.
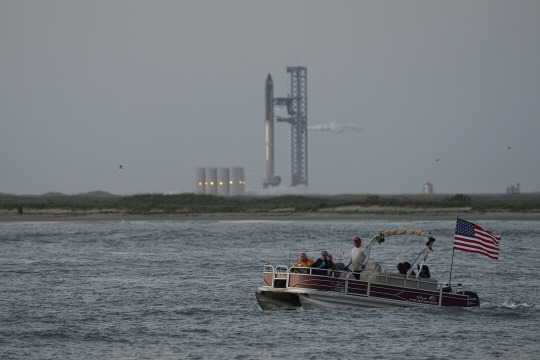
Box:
481;300;537;311
500;301;533;309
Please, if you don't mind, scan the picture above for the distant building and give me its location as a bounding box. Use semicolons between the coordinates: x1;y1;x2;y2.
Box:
506;183;520;194
422;182;434;195
193;168;206;195
193;167;245;196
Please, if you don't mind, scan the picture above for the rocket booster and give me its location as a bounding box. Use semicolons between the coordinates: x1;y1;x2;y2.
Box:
263;74;280;188
265;74;274;180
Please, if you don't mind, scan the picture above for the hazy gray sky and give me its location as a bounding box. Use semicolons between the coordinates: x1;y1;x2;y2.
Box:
2;1;539;195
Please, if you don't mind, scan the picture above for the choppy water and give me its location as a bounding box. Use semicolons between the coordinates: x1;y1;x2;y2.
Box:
1;219;539;359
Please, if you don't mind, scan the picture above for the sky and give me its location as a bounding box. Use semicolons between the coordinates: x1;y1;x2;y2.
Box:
2;1;539;196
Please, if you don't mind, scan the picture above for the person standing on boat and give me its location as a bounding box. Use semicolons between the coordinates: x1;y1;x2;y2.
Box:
346;237;369;272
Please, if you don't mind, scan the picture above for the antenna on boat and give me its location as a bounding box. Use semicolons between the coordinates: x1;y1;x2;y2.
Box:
339;226;346;262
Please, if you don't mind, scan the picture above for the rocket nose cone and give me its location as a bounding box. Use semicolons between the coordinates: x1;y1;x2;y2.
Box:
266;74;273;86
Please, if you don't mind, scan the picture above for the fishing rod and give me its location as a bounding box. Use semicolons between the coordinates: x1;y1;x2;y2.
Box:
339;226;346;263
288;226;295;267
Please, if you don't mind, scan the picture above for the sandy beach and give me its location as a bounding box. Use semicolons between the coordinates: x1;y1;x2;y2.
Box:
1;207;540;222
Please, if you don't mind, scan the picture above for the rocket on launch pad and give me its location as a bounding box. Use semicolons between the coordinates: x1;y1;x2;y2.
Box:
262;74;281;189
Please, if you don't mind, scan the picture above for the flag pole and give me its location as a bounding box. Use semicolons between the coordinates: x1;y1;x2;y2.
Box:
448;216;459;288
448;247;455;289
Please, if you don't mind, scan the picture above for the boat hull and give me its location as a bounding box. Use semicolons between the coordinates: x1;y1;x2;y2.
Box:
255;288;301;310
299;292;420;309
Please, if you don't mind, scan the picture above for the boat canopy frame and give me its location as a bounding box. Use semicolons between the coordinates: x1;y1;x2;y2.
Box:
363;228;436;280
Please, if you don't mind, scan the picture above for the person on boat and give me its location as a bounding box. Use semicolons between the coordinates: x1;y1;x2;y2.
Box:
404;262;415;276
397;262;407;274
346;237;369;272
418;264;431;278
310;251;334;275
397;262;416;276
291;253;314;273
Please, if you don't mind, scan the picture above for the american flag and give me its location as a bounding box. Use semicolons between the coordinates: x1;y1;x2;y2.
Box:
454;219;501;260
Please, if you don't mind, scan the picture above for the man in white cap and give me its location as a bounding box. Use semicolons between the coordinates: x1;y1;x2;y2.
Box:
346;237;369;273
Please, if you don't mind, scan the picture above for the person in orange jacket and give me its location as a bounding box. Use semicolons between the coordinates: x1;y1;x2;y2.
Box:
291;252;314;273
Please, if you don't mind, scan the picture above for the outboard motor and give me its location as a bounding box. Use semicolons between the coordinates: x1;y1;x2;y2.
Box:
458;290;480;307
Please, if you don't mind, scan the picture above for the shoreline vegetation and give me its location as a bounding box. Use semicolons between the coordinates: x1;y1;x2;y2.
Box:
1;192;540;222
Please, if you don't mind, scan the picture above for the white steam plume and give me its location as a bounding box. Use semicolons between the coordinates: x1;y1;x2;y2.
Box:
308;121;364;134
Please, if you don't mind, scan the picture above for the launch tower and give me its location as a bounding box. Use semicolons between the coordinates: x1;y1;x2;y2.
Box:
275;66;308;187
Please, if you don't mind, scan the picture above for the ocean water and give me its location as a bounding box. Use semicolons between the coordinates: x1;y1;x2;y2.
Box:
1;219;539;359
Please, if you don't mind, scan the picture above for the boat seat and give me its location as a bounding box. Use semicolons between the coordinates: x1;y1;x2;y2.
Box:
360;262;383;282
364;262;382;272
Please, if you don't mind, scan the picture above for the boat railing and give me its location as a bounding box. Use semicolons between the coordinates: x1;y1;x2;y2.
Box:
263;264;275;273
344;271;355;294
263;264;441;293
289;266;314;275
262;264;290;288
263;265;314;273
440;283;464;293
374;272;439;291
330;268;440;292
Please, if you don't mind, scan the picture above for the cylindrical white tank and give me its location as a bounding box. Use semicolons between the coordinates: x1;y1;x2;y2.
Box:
193;167;205;195
229;167;245;196
217;167;230;197
205;167;218;196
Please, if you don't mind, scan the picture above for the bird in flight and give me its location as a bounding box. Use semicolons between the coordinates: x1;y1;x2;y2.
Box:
118;165;123;169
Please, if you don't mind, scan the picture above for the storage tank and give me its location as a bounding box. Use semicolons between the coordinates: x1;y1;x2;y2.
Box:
217;167;230;197
205;167;218;196
193;167;205;195
229;167;245;196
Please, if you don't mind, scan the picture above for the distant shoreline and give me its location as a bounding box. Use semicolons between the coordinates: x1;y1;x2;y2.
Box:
3;193;540;223
2;209;540;222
